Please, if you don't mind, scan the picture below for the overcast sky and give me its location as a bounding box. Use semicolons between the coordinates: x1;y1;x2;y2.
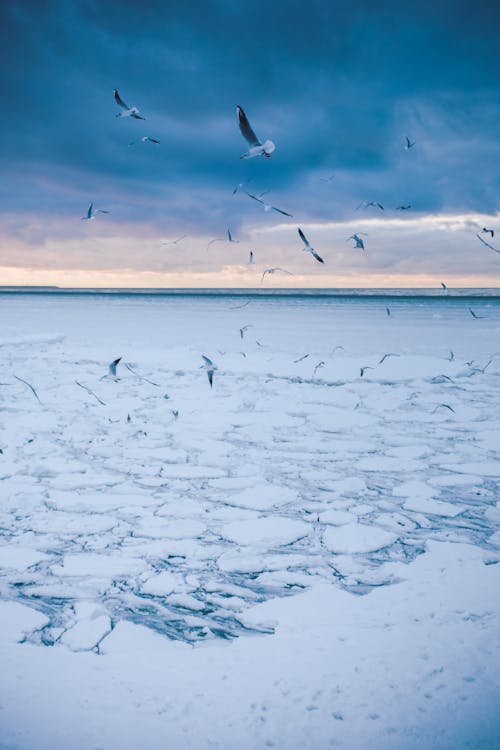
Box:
1;0;499;287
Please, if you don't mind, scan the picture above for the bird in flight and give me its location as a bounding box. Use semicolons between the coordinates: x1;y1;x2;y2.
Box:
237;105;275;159
379;353;399;364
476;233;500;254
356;201;384;211
162;235;188;246
360;366;374;377
396;205;412;210
441;282;448;291
100;357;122;381
298;228;324;263
248;251;254;265
386;306;391;317
347;233;367;250
114;89;145;119
201;355;217;388
432;403;455;414
81;202;109;220
240;325;253;339
482;227;495;238
261;267;293;282
469;308;485;319
128;136;160;146
227;228;239;243
246;192;293;217
404;136;415;150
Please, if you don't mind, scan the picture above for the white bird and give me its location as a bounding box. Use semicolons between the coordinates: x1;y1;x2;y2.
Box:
476;233;500;254
356;201;384;211
227;228;239;243
237;105;275;159
347;233;367;250
379;353;399;364
246;192;292;217
298;228;324;263
114;89;145;119
248;251;254;265
404;136;415;150
201;355;217;388
128;136;160;146
261;267;293;282
81;202;110;220
206;237;225;251
101;357;122;381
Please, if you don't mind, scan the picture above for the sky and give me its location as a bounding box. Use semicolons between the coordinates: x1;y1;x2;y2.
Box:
0;0;499;288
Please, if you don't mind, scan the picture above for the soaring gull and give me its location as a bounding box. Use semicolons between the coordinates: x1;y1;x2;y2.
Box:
240;325;253;339
404;136;415;150
227;228;239;243
356;201;384;211
128;136;160;146
298;228;324;263
248;251;254;265
482;228;495;238
246;192;293;217
261;267;293;282
237;105;275;159
396;205;412;210
100;357;122;380
114;89;145;119
162;235;188;246
201;355;217;388
81;202;109;220
441;281;448;291
476;233;500;254
469;308;485;319
347;233;367;250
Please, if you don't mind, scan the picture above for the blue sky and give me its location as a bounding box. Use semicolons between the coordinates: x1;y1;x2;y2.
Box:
1;0;499;286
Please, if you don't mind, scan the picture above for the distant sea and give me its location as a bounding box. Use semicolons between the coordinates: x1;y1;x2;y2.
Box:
1;286;500;298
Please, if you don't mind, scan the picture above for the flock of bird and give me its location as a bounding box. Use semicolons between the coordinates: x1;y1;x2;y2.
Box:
79;89;499;284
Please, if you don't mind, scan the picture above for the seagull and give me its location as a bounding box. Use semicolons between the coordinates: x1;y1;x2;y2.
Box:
360;366;374;377
227;228;239;243
469;308;485;319
81;202;109;220
396;205;412;210
114;89;145;119
14;375;41;403
379;353;399;364
441;282;448;291
206;237;225;251
356;201;384;211
298;228;324;263
447;350;454;361
237;105;275;159
248;251;254;265
476;233;500;254
162;235;188;246
261;267;293;282
332;345;345;354
201;355;217;388
246;192;293;217
432;403;455;414
293;354;310;363
100;357;122;380
313;361;325;375
482;228;495;238
404;136;415;150
469;359;492;374
128;136;159;146
240;325;253;339
347;233;367;250
386;306;391;317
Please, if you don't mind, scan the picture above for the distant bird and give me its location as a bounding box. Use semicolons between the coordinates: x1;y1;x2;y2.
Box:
261;267;293;282
313;361;325;375
128;136;159;146
246;192;293;217
441;282;448;291
432;403;455;414
172;410;179;420
81;202;109;221
447;350;454;362
404;136;415;150
476;233;500;254
206;237;226;251
379;353;399;364
347;233;367;250
469;308;485;319
298;228;324;263
13;375;41;404
237;105;275;159
356;201;384;211
360;366;374;377
75;380;105;406
248;251;254;265
332;346;345;354
240;325;252;339
201;355;217;388
320;174;335;183
162;235;188;246
482;228;495;238
396;205;412;210
101;357;122;380
227;228;239;243
293;354;310;363
469;359;492;374
114;89;145;119
229;298;251;310
386;306;391;317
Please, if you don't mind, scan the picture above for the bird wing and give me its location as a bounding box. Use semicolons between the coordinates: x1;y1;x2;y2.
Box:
246;192;264;205
147;137;160;143
202;355;213;366
237;106;261;147
206;238;225;250
87;203;93;218
207;369;214;387
114;89;129;109
310;249;324;264
476;233;500;253
131;113;146;120
272;206;293;217
298;228;310;249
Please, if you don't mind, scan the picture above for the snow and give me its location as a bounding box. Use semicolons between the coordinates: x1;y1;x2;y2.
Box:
0;291;499;749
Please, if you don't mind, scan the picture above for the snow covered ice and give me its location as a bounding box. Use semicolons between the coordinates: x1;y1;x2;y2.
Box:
1;290;500;749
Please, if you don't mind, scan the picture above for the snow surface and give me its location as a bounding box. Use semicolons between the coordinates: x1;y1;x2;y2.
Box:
0;291;500;749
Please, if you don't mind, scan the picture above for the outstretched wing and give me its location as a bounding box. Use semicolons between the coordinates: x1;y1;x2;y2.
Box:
476;233;500;253
246;192;264;205
114;89;129;109
311;249;324;264
298;227;310;249
87;203;93;218
202;355;213;366
237;106;261;147
272;206;293;217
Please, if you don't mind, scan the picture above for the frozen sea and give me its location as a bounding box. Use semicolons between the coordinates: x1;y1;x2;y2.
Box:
1;289;500;749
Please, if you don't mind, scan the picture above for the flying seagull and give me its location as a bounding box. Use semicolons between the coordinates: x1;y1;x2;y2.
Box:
469;308;485;319
313;361;325;375
201;355;217;388
432;403;455;414
441;281;448;291
404;136;415;150
248;251;254;265
360;366;374;377
162;235;188;246
482;227;495;238
261;267;293;282
298;228;324;263
396;205;412;210
476;233;500;254
356;201;384;211
100;357;122;380
379;353;400;364
347;233;367;250
386;306;391;317
293;354;310;363
237;105;275;159
14;375;41;404
246;192;293;217
240;325;253;339
114;89;145;119
128;136;159;146
81;202;109;220
227;228;239;243
206;237;226;251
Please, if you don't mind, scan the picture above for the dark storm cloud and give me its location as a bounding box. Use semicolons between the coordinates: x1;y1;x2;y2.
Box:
0;0;499;243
